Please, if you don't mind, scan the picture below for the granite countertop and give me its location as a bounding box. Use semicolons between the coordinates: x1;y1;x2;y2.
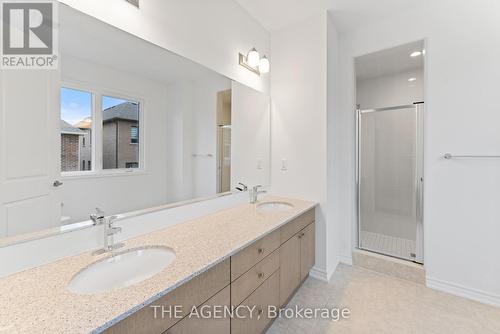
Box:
0;196;316;334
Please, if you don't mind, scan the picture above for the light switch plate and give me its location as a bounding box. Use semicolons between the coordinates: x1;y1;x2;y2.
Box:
281;159;288;171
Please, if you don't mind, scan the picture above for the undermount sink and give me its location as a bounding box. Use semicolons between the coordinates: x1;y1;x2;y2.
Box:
68;246;176;294
257;201;294;212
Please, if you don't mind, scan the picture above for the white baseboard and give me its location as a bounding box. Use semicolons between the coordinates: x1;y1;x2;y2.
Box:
426;276;500;308
309;266;329;281
339;254;353;265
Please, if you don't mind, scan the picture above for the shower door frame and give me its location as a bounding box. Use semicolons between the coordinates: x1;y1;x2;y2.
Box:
356;103;424;263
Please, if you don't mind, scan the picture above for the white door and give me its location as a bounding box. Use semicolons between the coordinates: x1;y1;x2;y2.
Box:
0;70;62;239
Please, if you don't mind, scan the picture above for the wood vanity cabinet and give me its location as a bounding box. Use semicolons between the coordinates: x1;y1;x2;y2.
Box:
230;208;315;333
164;286;231;334
279;221;316;306
103;208;315;334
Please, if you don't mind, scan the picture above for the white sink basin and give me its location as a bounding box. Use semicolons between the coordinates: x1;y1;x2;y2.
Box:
257;201;294;212
68;247;176;294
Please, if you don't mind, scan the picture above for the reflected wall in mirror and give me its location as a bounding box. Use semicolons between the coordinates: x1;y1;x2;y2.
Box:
0;5;270;244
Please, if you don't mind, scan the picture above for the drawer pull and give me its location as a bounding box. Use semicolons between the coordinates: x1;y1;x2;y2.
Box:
258;272;265;279
298;232;305;239
258;248;265;254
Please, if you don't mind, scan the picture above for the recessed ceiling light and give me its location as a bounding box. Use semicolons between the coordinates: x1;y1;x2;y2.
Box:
410;51;422;57
408;77;417;82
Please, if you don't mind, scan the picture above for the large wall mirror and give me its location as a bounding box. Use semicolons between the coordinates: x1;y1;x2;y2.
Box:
0;5;271;245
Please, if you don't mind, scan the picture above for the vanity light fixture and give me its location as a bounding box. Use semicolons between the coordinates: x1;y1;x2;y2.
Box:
247;47;260;67
239;47;270;75
126;0;139;8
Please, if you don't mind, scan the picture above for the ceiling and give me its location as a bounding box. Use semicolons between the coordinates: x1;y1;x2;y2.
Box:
235;0;421;32
355;40;424;80
60;6;221;85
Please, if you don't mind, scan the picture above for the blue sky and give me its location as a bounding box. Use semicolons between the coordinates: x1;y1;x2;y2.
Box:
60;87;91;125
60;88;129;126
103;96;128;110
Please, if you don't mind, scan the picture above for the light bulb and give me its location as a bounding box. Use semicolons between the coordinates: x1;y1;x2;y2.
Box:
247;47;260;68
259;56;270;74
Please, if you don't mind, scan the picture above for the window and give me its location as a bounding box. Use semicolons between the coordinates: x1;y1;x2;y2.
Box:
60;87;142;175
130;126;139;144
102;96;140;170
60;87;93;172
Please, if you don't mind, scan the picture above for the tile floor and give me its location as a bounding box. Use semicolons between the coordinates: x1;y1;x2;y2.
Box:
360;231;416;261
267;264;500;334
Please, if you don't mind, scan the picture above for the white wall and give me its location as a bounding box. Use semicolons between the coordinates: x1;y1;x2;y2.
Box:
335;0;500;305
165;81;194;203
357;68;424;109
270;13;336;280
61;55;169;222
59;0;270;93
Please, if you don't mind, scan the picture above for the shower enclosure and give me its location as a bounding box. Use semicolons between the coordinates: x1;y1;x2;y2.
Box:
357;103;424;263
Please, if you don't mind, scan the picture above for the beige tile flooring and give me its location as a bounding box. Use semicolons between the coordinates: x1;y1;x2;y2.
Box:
360;231;416;261
267;264;500;334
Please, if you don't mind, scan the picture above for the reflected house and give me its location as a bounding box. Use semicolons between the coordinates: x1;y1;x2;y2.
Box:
102;102;139;169
60;120;84;172
74;117;92;171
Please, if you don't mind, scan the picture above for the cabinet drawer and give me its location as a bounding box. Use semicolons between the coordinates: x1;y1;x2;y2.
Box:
103;259;230;334
280;209;315;244
231;271;280;334
164;286;230;334
231;249;279;306
231;229;280;281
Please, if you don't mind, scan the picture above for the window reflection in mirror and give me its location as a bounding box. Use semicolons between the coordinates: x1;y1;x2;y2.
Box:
60;87;93;173
102;96;140;170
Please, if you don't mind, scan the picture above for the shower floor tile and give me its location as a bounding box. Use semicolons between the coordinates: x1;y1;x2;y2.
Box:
360;231;416;261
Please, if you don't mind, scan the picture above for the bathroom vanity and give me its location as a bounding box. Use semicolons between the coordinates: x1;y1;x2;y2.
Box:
0;197;316;334
104;207;314;334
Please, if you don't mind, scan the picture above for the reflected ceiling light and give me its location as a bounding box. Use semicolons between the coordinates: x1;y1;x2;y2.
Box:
239;47;270;75
408;77;417;82
410;51;422;57
259;56;270;74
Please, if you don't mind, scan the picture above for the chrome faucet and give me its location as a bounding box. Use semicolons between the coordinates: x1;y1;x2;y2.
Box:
250;185;267;204
90;207;105;225
90;209;124;255
236;182;248;192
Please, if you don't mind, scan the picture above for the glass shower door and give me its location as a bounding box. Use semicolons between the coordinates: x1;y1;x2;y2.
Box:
357;104;423;262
